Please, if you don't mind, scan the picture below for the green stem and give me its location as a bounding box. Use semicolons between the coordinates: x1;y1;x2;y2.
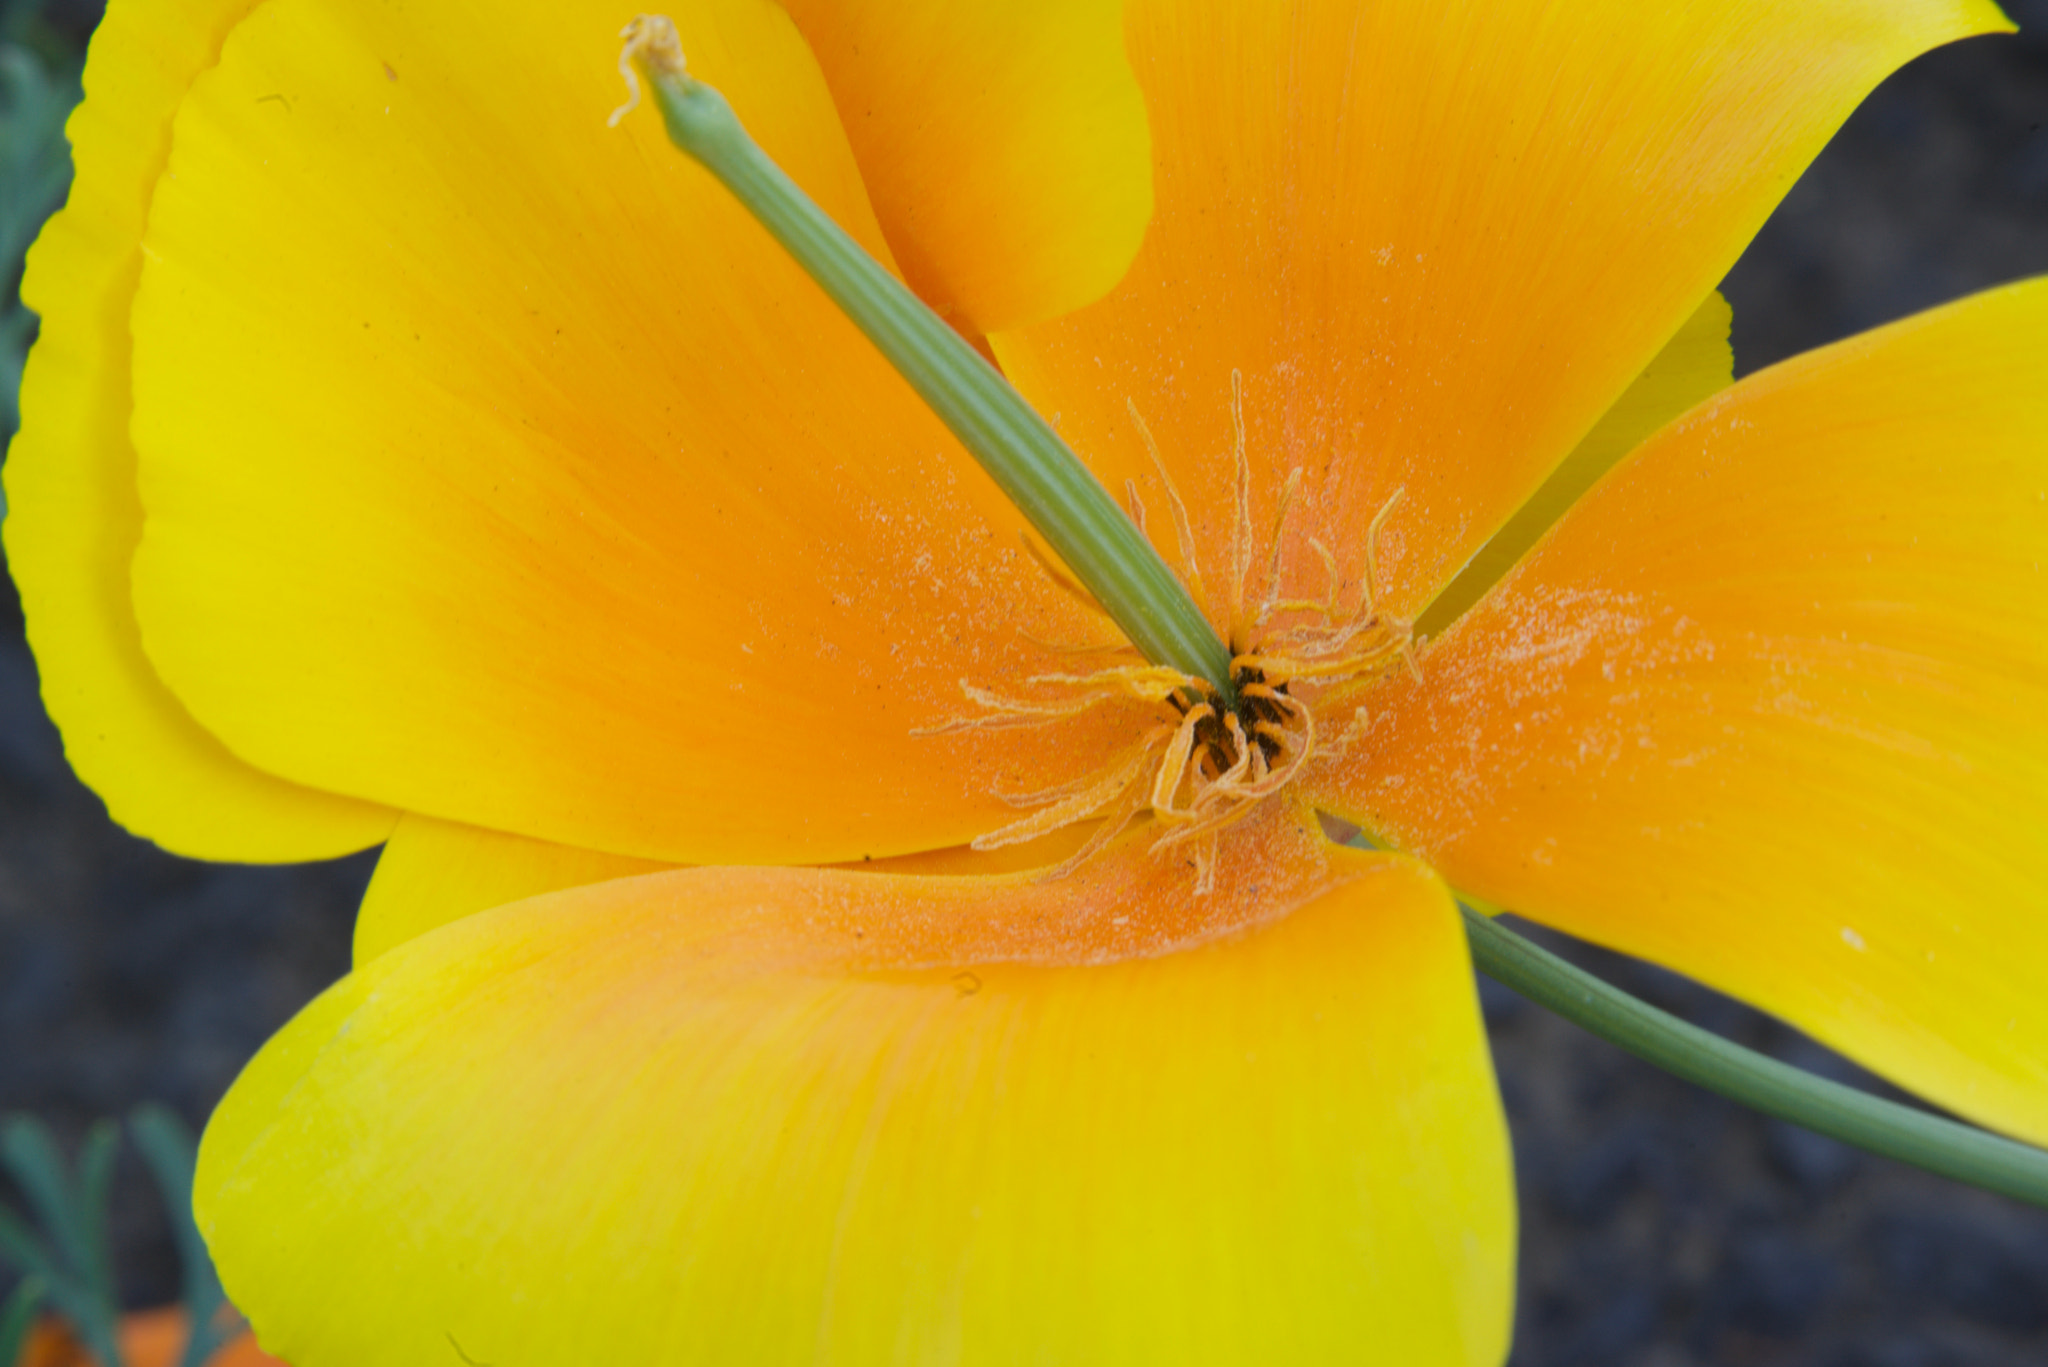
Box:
624;30;1236;705
1463;907;2048;1208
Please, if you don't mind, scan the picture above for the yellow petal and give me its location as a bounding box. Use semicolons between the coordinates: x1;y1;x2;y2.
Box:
994;0;2009;629
1415;291;1735;636
353;815;675;966
4;0;393;860
125;0;1142;865
779;0;1150;333
1315;277;2048;1145
199;833;1512;1366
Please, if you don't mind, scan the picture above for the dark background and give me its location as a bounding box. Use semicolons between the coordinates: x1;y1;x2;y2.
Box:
2;3;2046;1363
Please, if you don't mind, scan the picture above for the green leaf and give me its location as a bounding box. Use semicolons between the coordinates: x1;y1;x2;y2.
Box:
0;1277;48;1367
74;1123;119;1312
132;1107;240;1367
1;32;82;444
0;1117;123;1367
0;1201;56;1283
0;43;79;272
2;1118;91;1280
1;300;31;446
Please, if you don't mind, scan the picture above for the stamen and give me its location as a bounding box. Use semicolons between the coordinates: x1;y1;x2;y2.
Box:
971;744;1159;851
910;698;1102;736
1308;537;1343;616
910;372;1419;894
995;768;1113;808
1207;714;1256;794
1255;536;1343;630
1123;478;1148;536
1245;734;1271;785
1360;485;1406;619
1150;704;1213;816
1025;665;1206;702
1253;649;1402;685
1032;775;1157;883
1190;837;1218;896
1127;399;1207;605
1251;721;1294;756
1257;466;1306;621
915;683;1116;735
1258;598;1336;621
913;663;1206;735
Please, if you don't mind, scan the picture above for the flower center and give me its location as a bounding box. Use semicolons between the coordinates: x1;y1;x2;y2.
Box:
1185;662;1292;774
919;374;1417;893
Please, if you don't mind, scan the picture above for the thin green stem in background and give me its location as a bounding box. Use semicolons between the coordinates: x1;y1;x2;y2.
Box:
1464;908;2048;1208
132;1106;242;1367
619;22;1238;706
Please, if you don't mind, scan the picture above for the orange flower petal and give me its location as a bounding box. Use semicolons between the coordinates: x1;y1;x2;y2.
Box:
3;0;393;860
779;0;1150;333
199;827;1512;1366
1313;278;2048;1145
840;824;1104;877
1416;291;1735;637
125;0;1139;865
354;815;676;965
993;0;2009;628
350;777;1121;963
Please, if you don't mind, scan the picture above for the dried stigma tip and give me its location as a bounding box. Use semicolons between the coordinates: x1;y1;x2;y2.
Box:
609;14;688;127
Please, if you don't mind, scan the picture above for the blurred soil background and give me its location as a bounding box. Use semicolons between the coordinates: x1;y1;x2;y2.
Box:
2;1;2046;1363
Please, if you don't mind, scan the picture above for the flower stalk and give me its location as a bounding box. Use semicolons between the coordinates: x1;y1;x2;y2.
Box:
1463;907;2048;1208
617;17;1238;705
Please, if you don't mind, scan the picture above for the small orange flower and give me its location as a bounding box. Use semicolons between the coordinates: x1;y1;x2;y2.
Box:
8;0;2045;1361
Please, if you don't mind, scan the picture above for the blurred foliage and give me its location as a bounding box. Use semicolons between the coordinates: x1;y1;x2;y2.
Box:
0;1276;46;1367
0;1118;121;1367
1;0;83;452
0;1109;243;1367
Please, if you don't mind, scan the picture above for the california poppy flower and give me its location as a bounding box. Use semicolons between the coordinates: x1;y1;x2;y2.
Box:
9;0;2045;1360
